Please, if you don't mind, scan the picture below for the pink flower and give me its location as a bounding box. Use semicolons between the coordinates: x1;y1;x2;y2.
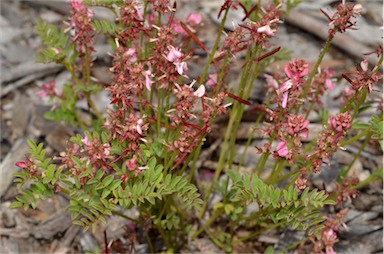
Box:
52;48;62;54
280;79;293;93
144;69;153;91
124;48;138;63
360;59;369;72
36;80;61;99
15;161;28;169
126;156;137;171
136;119;144;135
134;6;143;20
276;141;288;157
68;0;94;17
284;60;309;80
324;68;335;90
69;0;85;11
281;92;289;108
164;46;188;75
165;46;183;62
82;136;91;146
186;13;202;25
206;73;218;87
194;85;205;98
279;59;309;108
175;61;188;75
325;78;334;90
257;24;275;36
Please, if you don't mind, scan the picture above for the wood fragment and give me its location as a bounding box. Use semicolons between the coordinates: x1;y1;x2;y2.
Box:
1;62;62;84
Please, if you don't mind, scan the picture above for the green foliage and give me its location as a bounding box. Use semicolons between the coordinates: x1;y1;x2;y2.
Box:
113;158;203;213
43;84;79;126
83;0;124;7
370;114;383;148
227;170;334;235
10;139;60;210
91;20;120;36
35;19;72;64
66;169;119;232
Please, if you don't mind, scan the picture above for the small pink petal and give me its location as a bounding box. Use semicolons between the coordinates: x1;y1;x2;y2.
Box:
186;13;202;25
282;92;288;108
82;136;90;146
194;85;205;97
15;161;28;169
136;119;144;135
257;25;274;36
276;141;288;157
144;70;152;91
280;80;292;93
299;129;309;139
325;78;334;90
175;61;188;75
360;59;369;72
206;73;218;86
36;90;48;99
264;74;278;89
166;47;183;62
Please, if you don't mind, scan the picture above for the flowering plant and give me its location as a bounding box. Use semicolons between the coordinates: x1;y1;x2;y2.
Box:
12;0;382;253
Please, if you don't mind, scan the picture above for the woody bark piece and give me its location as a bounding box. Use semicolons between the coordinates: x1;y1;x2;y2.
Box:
11;93;31;142
54;225;82;254
0;236;19;253
33;208;72;240
0;138;32;197
1;62;62;84
285;10;379;67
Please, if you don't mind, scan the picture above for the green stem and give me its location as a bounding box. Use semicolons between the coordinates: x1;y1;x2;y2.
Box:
340;128;371;147
193;212;221;238
205;229;226;250
145;232;155;253
198;8;229;86
111;210;139;223
299;35;334;116
254;107;284;176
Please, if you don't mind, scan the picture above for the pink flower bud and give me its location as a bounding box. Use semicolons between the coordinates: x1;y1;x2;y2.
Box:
175;61;188;75
280;80;293;93
15;161;28;169
136;119;144;135
325;78;334;90
257;25;274;36
360;59;369;72
276;141;288;157
165;47;183;62
82;136;90;146
206;73;218;87
186;13;202;25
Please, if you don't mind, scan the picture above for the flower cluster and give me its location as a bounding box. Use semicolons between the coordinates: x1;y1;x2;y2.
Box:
311;112;352;173
15;156;37;178
35;80;62;99
324;3;362;37
312;208;349;254
279;59;309;108
272;113;309;162
342;59;383;93
308;68;335;108
66;0;95;53
240;4;282;47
